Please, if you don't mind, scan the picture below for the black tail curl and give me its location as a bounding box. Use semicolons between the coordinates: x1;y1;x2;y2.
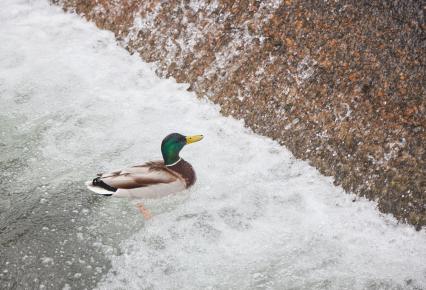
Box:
92;177;117;194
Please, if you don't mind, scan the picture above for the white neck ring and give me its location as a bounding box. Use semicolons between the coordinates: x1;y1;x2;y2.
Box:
165;158;182;167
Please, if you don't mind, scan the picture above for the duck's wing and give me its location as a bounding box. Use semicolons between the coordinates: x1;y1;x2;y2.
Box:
100;161;179;190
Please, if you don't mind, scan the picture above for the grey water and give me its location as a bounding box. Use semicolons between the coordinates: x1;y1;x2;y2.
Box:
0;116;143;289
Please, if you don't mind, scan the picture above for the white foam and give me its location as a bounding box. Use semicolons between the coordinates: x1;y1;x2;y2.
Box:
1;1;425;289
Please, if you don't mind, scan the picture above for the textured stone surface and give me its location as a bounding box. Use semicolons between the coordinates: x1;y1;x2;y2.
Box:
52;0;425;229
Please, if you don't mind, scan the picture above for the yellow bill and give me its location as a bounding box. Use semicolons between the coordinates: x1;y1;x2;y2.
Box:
186;135;204;144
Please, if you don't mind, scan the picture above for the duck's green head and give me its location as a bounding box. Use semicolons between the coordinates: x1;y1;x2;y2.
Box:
161;133;203;166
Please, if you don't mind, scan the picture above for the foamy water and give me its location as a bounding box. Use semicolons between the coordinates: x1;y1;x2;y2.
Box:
0;1;425;289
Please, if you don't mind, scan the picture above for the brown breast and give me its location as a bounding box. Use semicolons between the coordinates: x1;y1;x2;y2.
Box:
167;159;196;188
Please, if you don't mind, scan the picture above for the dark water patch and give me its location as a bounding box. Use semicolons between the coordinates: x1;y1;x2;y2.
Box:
0;181;144;289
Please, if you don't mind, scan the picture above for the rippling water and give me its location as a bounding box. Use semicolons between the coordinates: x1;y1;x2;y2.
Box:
0;1;425;289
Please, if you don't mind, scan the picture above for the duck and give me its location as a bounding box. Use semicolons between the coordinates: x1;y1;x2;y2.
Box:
85;133;203;219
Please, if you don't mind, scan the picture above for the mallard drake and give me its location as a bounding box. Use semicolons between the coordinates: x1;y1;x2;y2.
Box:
85;133;203;219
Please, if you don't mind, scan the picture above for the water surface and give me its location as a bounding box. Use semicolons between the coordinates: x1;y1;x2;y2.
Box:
0;1;425;289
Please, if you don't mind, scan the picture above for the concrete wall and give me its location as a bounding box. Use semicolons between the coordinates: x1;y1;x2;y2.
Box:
53;0;425;229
